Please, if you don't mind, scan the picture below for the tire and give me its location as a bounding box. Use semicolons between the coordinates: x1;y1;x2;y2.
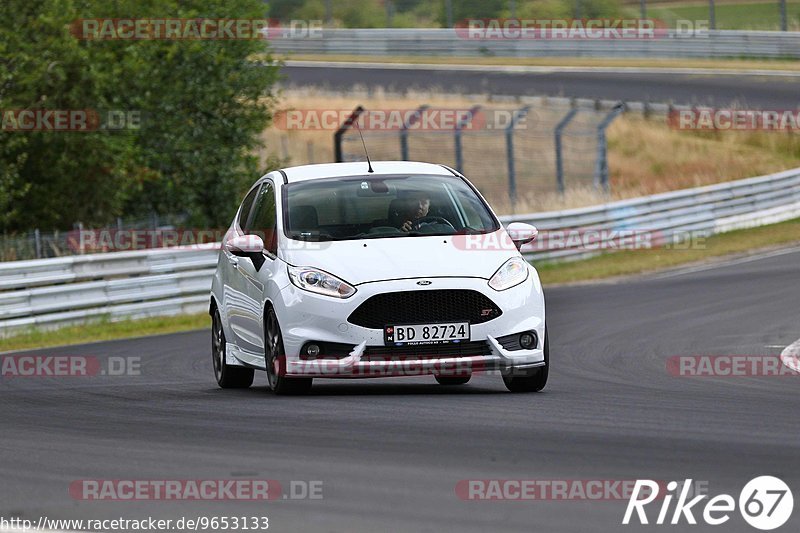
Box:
434;375;471;385
265;307;313;395
212;309;254;389
502;326;549;393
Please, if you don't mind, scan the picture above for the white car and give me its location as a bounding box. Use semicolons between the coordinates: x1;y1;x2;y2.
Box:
209;161;548;394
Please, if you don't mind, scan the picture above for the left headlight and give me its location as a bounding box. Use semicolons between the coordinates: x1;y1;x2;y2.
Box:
287;266;357;299
488;256;529;291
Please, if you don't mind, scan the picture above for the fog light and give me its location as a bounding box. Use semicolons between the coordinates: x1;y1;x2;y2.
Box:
306;344;321;357
519;332;537;350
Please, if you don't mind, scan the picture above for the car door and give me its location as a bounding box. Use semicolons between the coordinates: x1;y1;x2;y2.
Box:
231;179;280;362
222;182;263;357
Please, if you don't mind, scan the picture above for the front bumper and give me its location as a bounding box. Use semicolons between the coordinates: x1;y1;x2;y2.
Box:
272;273;545;379
284;336;545;378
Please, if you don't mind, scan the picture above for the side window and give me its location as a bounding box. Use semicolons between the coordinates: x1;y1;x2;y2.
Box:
247;181;277;255
237;185;261;231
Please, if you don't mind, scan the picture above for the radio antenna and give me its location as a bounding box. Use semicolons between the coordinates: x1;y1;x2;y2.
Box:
354;119;374;173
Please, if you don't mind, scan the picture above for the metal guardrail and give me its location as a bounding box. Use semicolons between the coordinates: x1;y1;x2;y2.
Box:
270;29;800;59
504;167;800;261
1;168;799;336
0;248;219;335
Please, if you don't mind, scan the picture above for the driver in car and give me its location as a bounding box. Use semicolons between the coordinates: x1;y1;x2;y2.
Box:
398;192;431;232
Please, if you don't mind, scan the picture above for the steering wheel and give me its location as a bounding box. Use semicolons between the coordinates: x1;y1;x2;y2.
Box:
411;216;455;231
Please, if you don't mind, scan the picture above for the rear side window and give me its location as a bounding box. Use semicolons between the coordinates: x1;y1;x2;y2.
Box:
237;185;261;230
247;182;277;255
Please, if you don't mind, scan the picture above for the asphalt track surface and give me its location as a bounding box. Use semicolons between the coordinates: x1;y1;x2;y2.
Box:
282;64;800;108
2;248;799;532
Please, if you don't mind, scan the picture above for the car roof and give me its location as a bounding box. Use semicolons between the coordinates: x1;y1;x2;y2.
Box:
279;161;455;183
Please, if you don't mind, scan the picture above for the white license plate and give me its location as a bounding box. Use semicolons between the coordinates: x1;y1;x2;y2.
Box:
384;322;470;346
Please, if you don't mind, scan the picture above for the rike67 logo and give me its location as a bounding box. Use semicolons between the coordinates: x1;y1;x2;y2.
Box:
623;477;793;530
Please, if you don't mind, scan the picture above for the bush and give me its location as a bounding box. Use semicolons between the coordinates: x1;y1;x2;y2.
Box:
0;0;281;231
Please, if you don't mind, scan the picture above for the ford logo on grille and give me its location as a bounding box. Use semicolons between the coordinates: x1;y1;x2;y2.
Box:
416;280;432;286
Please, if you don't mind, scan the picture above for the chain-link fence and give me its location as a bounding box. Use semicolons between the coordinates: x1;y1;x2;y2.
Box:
334;101;625;213
0;213;191;262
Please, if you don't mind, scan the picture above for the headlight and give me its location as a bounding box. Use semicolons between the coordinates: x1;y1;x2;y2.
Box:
287;266;356;299
488;257;529;291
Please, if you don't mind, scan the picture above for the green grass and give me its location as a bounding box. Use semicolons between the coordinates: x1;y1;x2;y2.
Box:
0;313;210;353
647;1;800;31
537;217;800;284
2;218;800;351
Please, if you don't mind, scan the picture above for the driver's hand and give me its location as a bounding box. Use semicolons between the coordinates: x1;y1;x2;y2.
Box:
400;220;413;232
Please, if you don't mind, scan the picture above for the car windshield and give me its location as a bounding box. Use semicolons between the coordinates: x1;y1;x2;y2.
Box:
282;174;499;242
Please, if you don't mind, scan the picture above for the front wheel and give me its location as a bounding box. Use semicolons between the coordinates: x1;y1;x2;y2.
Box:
264;308;312;395
502;326;549;393
212;309;254;389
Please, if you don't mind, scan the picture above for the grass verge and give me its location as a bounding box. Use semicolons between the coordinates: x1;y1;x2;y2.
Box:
537;217;800;284
284;54;800;72
0;313;210;353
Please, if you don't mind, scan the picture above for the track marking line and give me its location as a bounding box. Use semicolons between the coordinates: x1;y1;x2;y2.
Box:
647;246;800;281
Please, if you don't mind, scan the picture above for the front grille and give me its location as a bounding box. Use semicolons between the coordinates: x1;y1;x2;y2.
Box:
363;341;492;361
347;289;502;329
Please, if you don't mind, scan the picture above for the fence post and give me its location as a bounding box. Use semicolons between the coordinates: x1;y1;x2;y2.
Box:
334;106;365;162
709;0;716;30
780;0;788;31
554;107;579;195
307;141;315;164
400;105;429;161
594;103;626;193
34;228;42;259
505;105;531;214
454;105;482;174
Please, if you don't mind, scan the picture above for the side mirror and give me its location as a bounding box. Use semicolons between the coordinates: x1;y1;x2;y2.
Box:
226;234;266;270
506;222;538;251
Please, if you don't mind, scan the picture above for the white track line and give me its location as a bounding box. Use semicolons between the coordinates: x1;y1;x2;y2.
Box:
780;338;800;372
284;60;800;78
647;246;800;281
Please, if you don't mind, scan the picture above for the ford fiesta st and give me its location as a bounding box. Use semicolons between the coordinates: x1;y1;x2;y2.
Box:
209;161;548;394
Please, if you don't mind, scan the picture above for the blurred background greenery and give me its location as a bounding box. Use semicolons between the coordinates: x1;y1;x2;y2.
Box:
0;0;281;232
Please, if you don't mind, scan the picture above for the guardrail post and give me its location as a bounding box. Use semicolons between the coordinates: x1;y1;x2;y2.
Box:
594;103;626;193
454;105;482;174
400;105;429;161
554;107;579;195
334;106;365;163
505;105;531;214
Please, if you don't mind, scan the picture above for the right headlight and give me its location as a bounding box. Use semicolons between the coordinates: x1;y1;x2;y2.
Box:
287;265;356;299
488;257;529;291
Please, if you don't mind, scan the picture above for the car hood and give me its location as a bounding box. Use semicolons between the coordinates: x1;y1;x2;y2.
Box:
280;230;520;285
